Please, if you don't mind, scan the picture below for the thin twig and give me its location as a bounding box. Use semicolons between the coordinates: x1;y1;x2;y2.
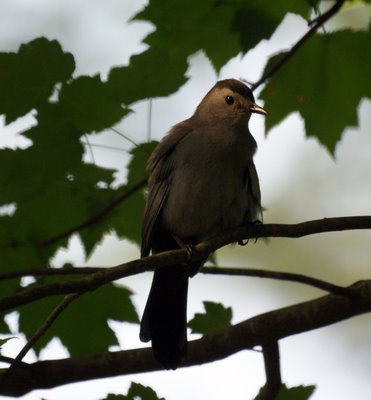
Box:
0;355;28;367
110;127;139;147
202;266;354;296
251;0;345;91
309;0;344;26
255;341;282;400
80;142;129;153
83;134;96;164
8;293;81;372
0;266;102;281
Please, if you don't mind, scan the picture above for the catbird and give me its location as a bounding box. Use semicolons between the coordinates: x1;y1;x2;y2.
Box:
140;78;267;369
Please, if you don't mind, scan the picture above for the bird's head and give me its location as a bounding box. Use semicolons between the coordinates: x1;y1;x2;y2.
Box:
195;79;267;127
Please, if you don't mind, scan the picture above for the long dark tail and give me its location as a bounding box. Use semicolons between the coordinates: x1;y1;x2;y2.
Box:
140;264;189;370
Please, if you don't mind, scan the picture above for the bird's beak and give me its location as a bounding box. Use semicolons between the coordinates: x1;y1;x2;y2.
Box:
250;103;267;116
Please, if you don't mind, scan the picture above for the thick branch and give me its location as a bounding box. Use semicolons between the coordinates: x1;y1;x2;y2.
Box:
1;279;370;397
0;216;371;313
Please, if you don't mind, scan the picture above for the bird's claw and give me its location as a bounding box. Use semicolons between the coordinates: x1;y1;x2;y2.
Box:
239;219;262;245
184;244;195;262
172;235;195;262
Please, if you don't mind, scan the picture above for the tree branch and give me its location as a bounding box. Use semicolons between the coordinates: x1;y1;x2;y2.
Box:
0;266;101;281
1;278;370;397
0;216;370;313
0;264;353;296
202;266;354;296
7;293;81;371
255;341;282;400
251;0;345;91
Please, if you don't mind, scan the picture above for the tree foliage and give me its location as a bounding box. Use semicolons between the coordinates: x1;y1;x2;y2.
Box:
0;0;370;399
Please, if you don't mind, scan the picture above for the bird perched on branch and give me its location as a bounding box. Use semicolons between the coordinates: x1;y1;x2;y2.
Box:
140;79;267;369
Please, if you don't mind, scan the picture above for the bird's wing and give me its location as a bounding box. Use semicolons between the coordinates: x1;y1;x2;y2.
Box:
245;160;262;221
141;122;192;257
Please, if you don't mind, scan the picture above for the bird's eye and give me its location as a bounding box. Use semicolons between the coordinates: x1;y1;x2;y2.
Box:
225;96;234;105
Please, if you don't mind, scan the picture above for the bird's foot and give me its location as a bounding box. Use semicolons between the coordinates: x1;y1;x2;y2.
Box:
238;219;262;246
172;235;195;262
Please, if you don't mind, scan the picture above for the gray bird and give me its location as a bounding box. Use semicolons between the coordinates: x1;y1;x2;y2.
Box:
140;79;267;369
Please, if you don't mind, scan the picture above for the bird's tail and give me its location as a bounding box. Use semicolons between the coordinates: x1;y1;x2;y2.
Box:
140;264;189;370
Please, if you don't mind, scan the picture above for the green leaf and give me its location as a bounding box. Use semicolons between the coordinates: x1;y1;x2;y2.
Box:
0;162;114;248
304;0;320;8
13;181;88;242
231;0;312;53
0;37;75;123
0;279;25;332
108;187;144;246
0;136;119;263
261;28;371;153
104;382;165;400
63;163;117;257
109;142;157;246
0;61;131;267
126;142;157;185
133;0;241;72
18;282;139;356
126;382;165;400
0;216;51;268
276;384;316;400
108;47;188;105
188;301;232;335
0;129;83;210
58;75;130;133
130;0;314;74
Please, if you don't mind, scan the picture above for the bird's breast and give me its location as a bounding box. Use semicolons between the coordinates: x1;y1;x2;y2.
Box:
160;131;256;241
